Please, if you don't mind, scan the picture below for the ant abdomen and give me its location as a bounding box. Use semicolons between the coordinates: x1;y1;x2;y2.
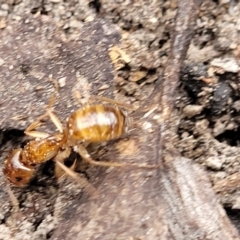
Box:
66;104;127;142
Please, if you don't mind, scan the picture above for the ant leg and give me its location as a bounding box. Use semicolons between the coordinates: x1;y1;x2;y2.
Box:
90;95;134;110
46;109;64;133
76;144;161;169
54;147;72;178
24;112;50;139
55;158;98;198
6;184;19;212
25;109;63;139
48;77;59;97
24;91;58;138
39;92;63;133
56;157;77;179
24;131;50;139
76;144;127;167
54;147;97;194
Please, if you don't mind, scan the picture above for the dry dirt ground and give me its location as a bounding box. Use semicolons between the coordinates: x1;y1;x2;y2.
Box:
0;0;240;239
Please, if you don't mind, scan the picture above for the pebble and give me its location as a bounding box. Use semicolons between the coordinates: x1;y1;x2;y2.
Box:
205;156;223;170
182;105;203;118
211;57;239;73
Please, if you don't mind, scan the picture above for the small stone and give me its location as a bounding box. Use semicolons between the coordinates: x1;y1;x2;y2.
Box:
0;57;4;66
145;74;158;84
232;100;240;111
98;84;109;90
182;105;203;118
219;0;230;4
129;70;147;82
1;4;8;11
213;119;227;137
205;156;223;170
181;132;189;138
211;57;239;73
58;77;66;88
0;9;7;17
195;119;209;134
122;82;138;95
0;18;6;29
232;197;240;209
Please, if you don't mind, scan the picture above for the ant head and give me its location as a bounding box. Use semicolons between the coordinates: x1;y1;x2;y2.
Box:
3;149;35;187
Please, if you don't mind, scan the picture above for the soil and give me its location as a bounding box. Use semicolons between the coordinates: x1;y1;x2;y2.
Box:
0;0;240;239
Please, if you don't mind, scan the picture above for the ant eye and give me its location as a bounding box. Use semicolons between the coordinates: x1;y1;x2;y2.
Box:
15;176;23;182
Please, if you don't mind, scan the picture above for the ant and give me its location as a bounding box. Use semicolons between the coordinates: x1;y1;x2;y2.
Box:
3;95;160;197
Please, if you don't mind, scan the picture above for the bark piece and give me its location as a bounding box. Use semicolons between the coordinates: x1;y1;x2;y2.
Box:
52;0;239;239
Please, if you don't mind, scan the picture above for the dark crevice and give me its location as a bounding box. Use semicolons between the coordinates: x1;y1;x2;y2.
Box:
215;127;240;146
1;129;25;146
225;208;240;234
89;0;102;13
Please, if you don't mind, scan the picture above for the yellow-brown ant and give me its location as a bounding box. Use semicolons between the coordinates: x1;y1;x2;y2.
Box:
3;95;160;195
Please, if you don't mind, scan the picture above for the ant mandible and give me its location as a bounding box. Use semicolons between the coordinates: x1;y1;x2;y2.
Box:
3;95;160;195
